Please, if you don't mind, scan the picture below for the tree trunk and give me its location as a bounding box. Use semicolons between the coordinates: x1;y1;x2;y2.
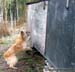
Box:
16;0;19;20
3;0;8;22
10;6;14;31
24;2;28;22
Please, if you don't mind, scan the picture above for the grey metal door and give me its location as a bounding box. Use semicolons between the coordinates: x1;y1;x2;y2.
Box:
45;0;75;68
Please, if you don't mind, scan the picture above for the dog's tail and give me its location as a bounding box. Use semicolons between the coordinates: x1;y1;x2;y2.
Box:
4;55;18;69
3;52;10;58
3;49;14;58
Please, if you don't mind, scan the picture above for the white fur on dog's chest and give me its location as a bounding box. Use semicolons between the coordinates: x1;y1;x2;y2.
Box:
22;42;27;50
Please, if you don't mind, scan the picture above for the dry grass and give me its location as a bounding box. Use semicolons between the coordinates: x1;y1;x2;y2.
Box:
16;17;26;28
0;21;10;37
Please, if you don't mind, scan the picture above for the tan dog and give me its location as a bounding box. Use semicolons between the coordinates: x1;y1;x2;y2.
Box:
3;31;32;69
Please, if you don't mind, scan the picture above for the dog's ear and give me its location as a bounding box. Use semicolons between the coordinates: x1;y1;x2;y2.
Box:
20;31;27;40
20;31;24;36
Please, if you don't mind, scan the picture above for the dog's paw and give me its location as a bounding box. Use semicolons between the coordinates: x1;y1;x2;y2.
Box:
27;47;32;51
10;66;18;69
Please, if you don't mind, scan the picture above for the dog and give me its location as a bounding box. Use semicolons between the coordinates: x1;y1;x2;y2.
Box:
3;31;32;69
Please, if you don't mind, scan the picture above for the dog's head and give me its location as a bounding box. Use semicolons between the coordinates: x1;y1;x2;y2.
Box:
20;31;30;41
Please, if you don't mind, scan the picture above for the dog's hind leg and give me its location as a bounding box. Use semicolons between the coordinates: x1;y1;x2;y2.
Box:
9;65;18;69
7;55;18;69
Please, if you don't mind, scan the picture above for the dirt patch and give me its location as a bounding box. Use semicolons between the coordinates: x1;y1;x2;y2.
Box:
0;44;45;72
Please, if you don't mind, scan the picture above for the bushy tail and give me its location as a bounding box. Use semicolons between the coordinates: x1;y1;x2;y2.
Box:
4;55;18;68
